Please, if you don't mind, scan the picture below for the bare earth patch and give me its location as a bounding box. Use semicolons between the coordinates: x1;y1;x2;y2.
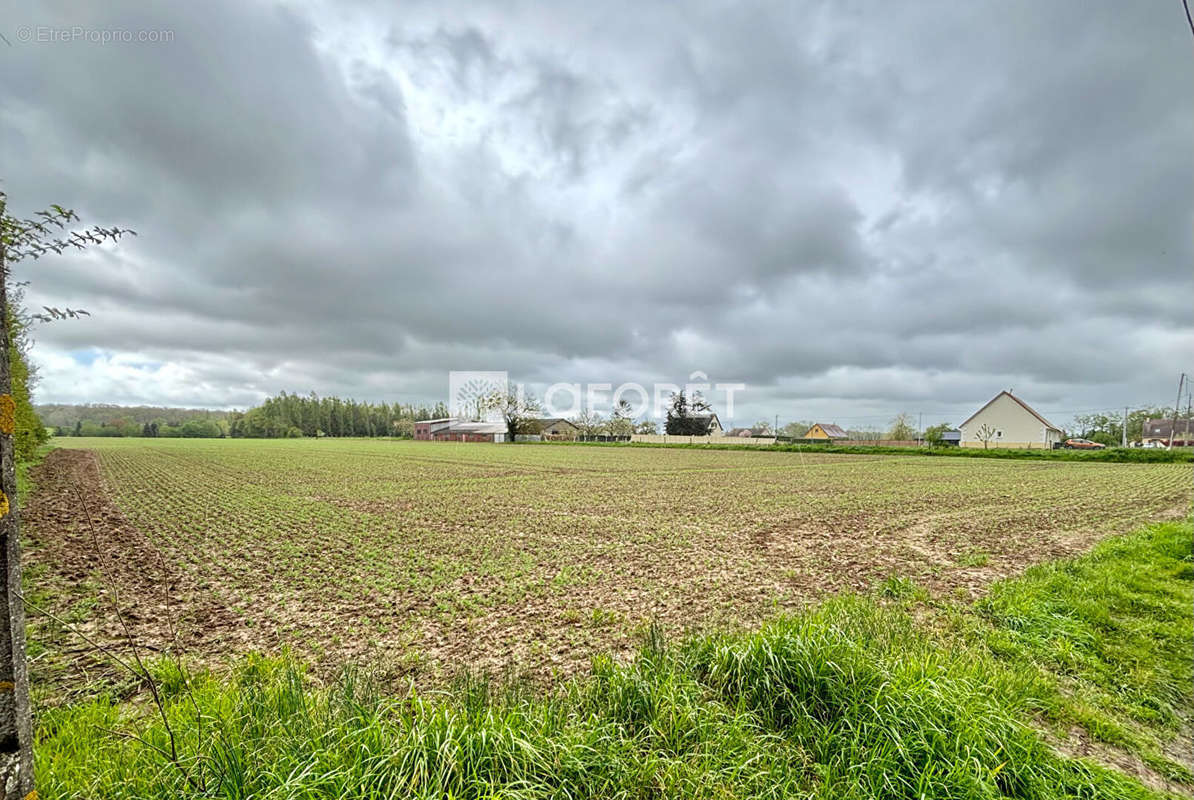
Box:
1054;724;1194;798
22;450;249;697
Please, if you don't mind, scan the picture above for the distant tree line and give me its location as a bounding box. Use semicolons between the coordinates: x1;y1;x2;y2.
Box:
40;393;452;440
570;398;657;437
227;392;449;438
38;403;231;438
47;395;1192;447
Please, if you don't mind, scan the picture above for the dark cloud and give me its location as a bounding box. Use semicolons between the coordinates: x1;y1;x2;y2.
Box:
1;0;1190;428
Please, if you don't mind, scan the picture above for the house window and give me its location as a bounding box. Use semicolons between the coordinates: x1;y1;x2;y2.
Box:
995;430;1003;438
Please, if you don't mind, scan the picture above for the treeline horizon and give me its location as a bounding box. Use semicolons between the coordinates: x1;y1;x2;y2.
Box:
40;397;1194;443
37;401;231;439
39;392;451;439
37;402;231;438
229;392;449;438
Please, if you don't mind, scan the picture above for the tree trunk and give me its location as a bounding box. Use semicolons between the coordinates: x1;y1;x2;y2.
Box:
0;240;35;799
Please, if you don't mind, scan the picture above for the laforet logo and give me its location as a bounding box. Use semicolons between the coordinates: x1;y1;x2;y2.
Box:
449;371;508;421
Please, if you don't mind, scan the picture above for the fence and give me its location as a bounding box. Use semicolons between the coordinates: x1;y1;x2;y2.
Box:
837;439;920;447
627;436;923;448
629;434;777;446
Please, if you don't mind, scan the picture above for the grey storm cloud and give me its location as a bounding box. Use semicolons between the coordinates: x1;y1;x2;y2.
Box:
0;0;1190;427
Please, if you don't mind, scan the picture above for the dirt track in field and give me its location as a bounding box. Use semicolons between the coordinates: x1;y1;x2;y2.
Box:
22;443;1192;697
22;450;250;696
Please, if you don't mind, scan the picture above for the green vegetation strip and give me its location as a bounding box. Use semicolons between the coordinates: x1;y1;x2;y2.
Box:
36;520;1192;798
534;439;1194;463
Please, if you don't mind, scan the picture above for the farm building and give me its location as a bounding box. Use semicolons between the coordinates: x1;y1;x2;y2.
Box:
413;418;454;440
1140;418;1194;447
431;421;507;442
532;418;579;438
803;423;849;440
957;391;1062;449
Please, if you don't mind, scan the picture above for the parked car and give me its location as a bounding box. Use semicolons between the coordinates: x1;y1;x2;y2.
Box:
1062;438;1106;450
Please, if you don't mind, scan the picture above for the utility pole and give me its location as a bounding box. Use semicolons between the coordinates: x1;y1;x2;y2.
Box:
1184;387;1193;448
918;411;923;444
1168;373;1186;451
1121;407;1128;448
774;413;778;435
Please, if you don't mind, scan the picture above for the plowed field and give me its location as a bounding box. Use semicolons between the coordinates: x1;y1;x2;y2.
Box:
23;438;1191;694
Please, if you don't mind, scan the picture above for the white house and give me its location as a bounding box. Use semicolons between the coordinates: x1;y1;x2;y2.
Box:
957;391;1063;449
690;414;724;436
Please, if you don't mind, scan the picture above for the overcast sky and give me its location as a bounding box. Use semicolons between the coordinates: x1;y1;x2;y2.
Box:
2;1;1191;429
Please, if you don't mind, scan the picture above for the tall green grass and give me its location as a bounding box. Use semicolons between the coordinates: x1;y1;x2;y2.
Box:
37;521;1193;799
975;521;1194;779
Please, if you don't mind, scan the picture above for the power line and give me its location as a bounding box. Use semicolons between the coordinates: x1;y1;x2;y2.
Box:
1184;0;1194;40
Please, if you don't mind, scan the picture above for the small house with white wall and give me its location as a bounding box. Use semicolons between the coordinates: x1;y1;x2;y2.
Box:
957;391;1062;449
1140;419;1194;447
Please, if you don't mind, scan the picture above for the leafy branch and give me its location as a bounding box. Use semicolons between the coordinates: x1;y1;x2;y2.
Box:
1;194;136;264
1;189;135;322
